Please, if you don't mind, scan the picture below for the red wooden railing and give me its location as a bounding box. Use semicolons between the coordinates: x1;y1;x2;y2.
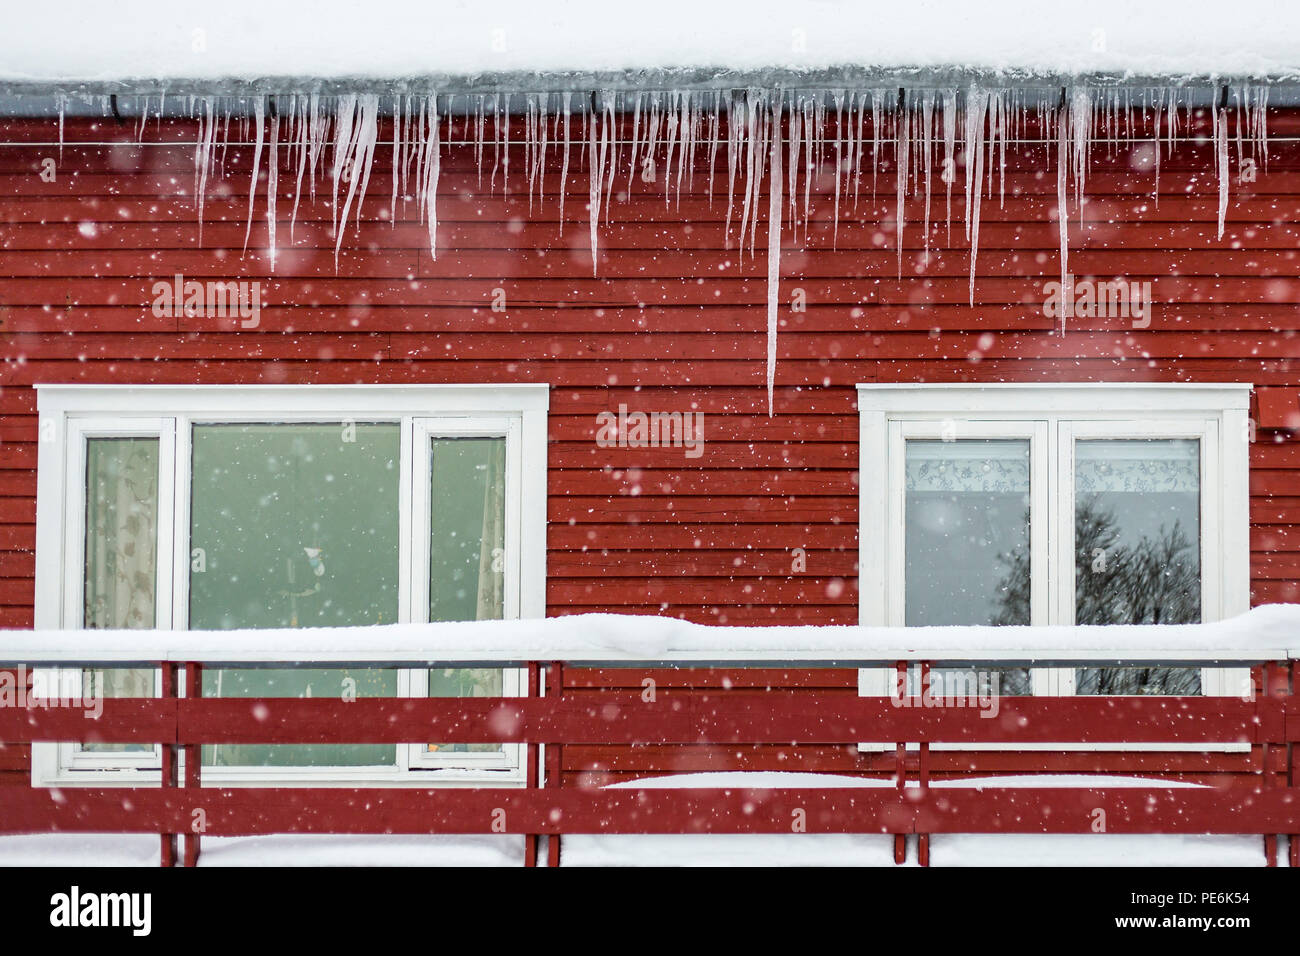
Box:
1;653;1297;867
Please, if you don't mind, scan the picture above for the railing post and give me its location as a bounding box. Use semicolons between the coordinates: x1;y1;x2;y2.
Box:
1291;661;1299;869
894;660;908;865
917;660;931;867
524;661;540;867
546;660;564;867
1262;659;1290;867
182;662;202;867
159;662;179;868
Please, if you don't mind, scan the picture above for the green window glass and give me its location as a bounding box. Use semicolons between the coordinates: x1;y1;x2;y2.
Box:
190;423;400;767
82;437;159;753
426;437;507;755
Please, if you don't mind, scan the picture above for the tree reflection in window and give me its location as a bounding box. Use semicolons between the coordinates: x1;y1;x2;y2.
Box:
993;437;1202;696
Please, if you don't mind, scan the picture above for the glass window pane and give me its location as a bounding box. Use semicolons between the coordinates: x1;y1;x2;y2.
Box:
429;437;506;621
1074;439;1201;695
904;439;1032;695
190;423;400;767
427;437;507;754
82;437;159;752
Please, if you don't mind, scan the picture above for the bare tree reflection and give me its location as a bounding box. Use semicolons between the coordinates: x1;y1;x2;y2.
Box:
992;500;1201;695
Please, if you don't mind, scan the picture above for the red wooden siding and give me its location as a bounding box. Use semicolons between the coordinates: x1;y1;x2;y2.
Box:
1;108;1299;788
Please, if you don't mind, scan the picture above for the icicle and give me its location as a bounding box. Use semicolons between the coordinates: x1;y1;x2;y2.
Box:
870;91;882;200
330;94;358;244
941;89;956;244
290;95;309;243
963;86;989;305
850;91;864;210
537;95;549;214
333;94;379;268
56;94;66;161
831;90;843;249
267;103;280;271
421;93;441;260
559;93;572;236
307;93;324;203
1258;85;1270;171
587;94;601;275
193;97;216;244
738;90;762;259
766;94;783;419
802;97;814;245
663;91;679;208
352;96;378;230
490;93;502;194
995;90;1007;209
725;92;740;247
1072;89;1090;230
242;97;266;257
1215;92;1229;240
707;93;721;206
1055;91;1070;335
676;93;692;205
391;95;403;227
627;91;643;196
787;94;802;227
1152;89;1162;205
525;94;537;211
895;89;909;277
604;95;618;225
921;91;933;268
475;96;486;185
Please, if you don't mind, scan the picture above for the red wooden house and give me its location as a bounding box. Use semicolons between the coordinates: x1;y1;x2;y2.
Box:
0;3;1298;867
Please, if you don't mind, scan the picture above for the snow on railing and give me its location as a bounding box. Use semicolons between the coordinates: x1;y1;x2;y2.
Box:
3;605;1299;665
1;608;1298;867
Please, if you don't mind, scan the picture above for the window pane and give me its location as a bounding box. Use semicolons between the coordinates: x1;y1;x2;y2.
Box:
82;437;158;752
1074;439;1201;695
190;423;400;767
427;437;507;754
905;439;1032;695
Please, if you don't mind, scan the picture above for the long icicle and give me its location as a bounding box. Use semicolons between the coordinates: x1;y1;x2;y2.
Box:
266;102;279;270
1056;90;1070;335
334;94;378;268
588;93;601;275
423;92;441;260
895;89;909;278
242;97;265;257
1215;89;1230;240
766;92;783;418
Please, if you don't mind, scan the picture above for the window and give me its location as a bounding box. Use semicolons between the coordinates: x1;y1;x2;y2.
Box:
33;385;548;786
857;384;1251;721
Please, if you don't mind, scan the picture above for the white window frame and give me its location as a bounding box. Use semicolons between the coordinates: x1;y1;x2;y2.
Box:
33;384;549;787
857;383;1253;750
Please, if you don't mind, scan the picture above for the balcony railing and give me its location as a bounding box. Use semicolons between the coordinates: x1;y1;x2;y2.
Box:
1;611;1298;867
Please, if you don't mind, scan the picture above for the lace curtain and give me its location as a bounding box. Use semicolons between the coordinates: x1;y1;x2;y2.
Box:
1075;439;1199;494
905;440;1030;494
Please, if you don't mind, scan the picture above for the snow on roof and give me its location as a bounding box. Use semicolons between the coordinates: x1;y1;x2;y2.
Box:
4;0;1300;92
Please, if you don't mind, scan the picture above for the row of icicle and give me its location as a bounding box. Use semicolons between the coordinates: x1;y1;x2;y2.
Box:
62;86;1272;414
